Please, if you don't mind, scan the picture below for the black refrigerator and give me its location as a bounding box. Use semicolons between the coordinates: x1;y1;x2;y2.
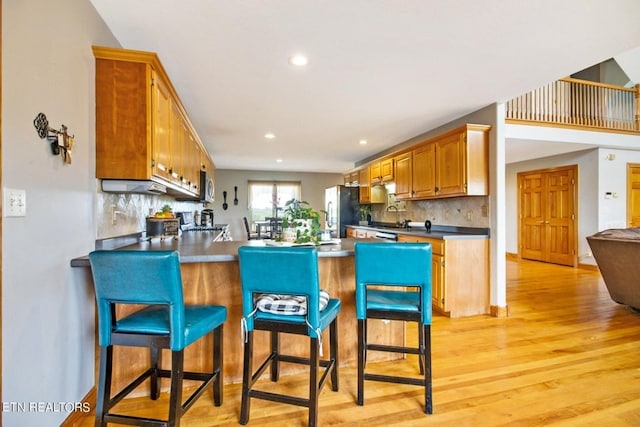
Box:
324;185;360;238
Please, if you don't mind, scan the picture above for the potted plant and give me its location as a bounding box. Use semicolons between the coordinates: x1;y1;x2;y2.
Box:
359;205;371;225
280;199;323;243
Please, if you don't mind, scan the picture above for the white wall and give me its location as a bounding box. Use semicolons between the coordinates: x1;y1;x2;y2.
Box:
2;1;118;425
212;169;342;241
505;146;640;266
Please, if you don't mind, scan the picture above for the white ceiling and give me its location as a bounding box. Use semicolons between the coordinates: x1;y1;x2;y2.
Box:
89;0;640;173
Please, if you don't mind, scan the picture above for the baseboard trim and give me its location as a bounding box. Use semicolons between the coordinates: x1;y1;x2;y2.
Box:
490;305;509;317
579;263;599;272
506;252;519;261
61;387;95;426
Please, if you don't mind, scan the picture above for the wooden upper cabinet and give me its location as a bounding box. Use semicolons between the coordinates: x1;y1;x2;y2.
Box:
344;123;490;201
370;158;394;185
412;143;436;198
434;131;466;196
393;152;412;199
359;168;371;203
93;46;213;198
434;124;489;197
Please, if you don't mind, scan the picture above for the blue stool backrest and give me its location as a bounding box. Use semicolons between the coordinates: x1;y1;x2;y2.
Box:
354;242;432;324
238;246;321;332
88;250;186;349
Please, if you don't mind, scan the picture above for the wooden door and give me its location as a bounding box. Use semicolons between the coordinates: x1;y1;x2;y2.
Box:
519;165;577;267
627;164;640;227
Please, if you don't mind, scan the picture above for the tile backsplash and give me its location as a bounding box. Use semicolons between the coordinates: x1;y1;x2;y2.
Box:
372;196;490;228
97;190;204;239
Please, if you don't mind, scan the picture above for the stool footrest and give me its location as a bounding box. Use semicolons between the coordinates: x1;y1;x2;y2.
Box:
367;343;421;355
364;373;425;387
249;389;309;407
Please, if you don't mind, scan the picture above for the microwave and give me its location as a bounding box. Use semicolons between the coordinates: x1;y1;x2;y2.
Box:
199;171;214;203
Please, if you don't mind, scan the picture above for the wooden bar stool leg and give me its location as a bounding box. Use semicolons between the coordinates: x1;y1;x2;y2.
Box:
357;319;366;406
240;331;254;425
150;345;161;400
424;324;433;414
168;350;185;426
309;337;319;427
95;346;112;427
330;318;339;391
270;331;280;381
213;325;224;406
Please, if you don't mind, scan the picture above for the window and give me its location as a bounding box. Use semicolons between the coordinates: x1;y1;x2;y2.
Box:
248;181;301;222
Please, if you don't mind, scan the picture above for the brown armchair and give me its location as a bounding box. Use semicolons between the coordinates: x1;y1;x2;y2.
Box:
587;228;640;311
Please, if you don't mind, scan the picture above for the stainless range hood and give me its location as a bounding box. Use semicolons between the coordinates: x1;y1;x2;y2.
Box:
101;179;167;195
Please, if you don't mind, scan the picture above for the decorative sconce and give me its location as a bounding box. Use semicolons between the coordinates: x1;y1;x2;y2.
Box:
33;112;74;164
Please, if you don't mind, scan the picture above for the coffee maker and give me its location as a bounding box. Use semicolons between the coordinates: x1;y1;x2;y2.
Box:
201;209;214;228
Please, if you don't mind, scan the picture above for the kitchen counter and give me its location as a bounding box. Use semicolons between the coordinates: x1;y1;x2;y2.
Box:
70;233;355;266
346;223;490;240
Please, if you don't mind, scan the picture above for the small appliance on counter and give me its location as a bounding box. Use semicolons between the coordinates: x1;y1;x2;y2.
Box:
145;217;180;240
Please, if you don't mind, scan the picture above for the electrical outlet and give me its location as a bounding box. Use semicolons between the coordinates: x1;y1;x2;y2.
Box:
4;188;26;217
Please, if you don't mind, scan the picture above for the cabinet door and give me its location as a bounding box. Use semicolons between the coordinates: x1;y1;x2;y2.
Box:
431;253;445;310
412;143;436;198
169;102;185;185
370;163;381;185
394;152;412;199
152;72;173;181
359;168;371;203
435;132;466;196
381;158;394;182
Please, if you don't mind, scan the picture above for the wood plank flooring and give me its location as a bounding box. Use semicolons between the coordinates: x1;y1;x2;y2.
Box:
71;259;640;426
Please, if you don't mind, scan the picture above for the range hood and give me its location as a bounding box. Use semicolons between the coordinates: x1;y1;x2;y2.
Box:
101;179;167;195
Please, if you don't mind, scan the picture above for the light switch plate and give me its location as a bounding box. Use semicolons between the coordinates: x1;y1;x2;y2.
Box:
4;188;26;217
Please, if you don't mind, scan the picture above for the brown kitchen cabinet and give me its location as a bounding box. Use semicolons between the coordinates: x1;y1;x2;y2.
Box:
359;168;371;203
369;158;394;185
397;234;489;317
393;124;489;200
93;46;212;198
433;124;490;197
344;171;359;187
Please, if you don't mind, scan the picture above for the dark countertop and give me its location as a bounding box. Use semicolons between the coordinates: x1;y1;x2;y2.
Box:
347;223;490;240
71;224;489;268
70;234;357;267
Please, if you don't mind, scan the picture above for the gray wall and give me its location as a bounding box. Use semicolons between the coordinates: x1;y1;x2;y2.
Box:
2;1;118;425
212;169;342;241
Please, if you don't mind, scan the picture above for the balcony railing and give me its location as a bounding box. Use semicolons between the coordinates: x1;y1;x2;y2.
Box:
506;78;640;134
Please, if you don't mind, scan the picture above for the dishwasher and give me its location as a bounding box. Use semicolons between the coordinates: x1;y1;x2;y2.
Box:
374;231;398;241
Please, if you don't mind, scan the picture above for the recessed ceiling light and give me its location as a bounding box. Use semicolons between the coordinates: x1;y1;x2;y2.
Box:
276;158;283;163
264;132;276;139
359;139;368;145
289;54;308;67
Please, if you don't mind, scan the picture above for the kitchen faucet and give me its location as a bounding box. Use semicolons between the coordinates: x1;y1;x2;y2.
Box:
386;205;401;226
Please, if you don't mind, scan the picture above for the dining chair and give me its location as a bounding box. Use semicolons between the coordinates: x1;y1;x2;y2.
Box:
88;250;227;427
354;241;433;414
243;216;260;240
237;246;341;427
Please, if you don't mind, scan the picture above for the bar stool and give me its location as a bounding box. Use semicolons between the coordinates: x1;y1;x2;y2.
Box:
237;246;341;427
354;242;433;414
88;250;227;427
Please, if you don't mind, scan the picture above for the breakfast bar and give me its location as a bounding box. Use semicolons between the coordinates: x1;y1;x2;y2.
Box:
72;228;489;394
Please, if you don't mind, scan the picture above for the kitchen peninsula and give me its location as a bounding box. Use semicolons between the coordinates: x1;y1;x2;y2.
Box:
71;229;489;392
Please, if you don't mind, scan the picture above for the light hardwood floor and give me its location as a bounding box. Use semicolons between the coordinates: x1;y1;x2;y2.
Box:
72;259;640;426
